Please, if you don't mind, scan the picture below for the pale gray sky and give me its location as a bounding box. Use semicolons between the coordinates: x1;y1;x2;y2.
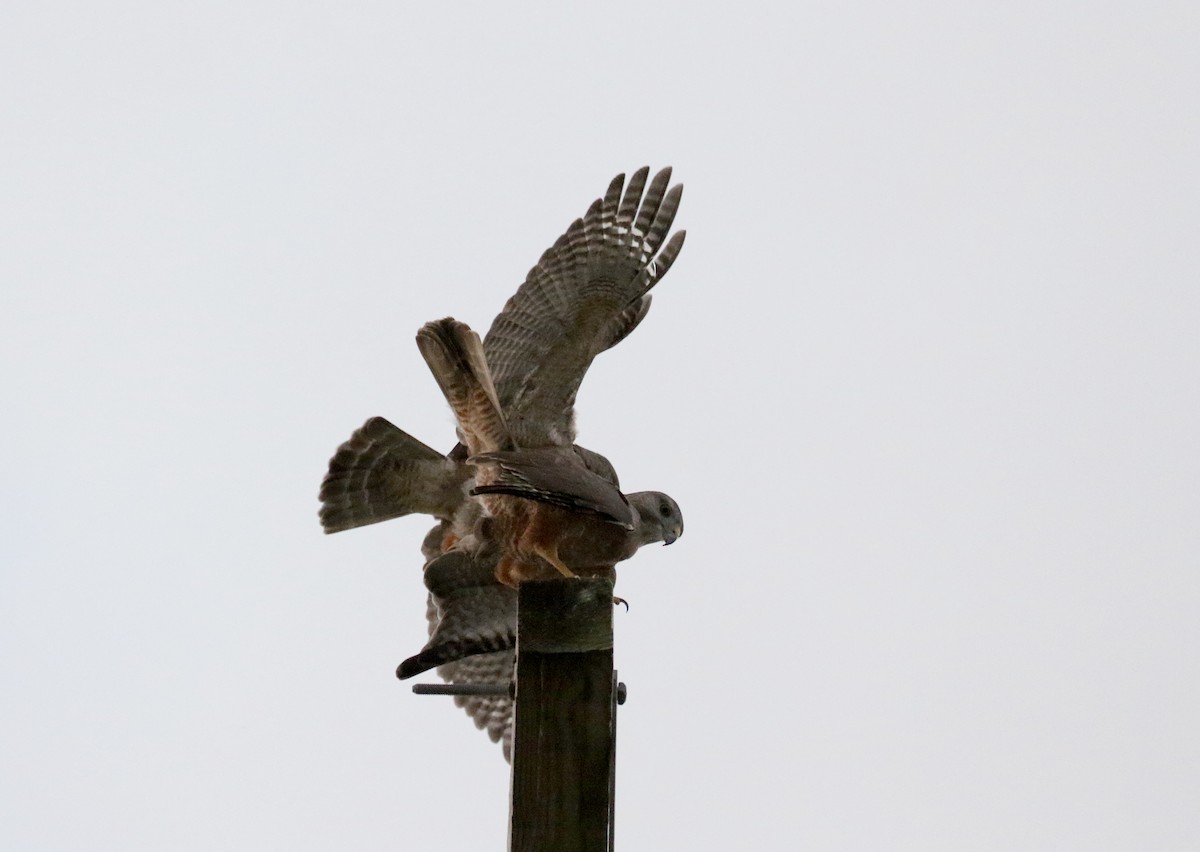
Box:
2;3;1198;850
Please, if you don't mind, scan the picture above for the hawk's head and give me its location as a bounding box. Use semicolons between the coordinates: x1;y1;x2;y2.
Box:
628;491;684;547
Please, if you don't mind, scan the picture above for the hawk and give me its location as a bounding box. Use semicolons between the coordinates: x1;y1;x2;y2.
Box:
416;317;683;587
319;167;683;543
319;167;687;758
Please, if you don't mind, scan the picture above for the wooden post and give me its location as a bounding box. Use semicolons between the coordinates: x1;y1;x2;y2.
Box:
509;579;616;852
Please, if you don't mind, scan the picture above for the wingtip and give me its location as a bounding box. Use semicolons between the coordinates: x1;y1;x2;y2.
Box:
396;654;433;680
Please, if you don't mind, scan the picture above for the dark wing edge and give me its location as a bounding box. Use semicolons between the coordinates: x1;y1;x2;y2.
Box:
470;450;634;527
397;550;518;678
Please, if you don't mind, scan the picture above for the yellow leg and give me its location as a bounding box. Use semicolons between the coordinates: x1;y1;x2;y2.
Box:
533;543;578;579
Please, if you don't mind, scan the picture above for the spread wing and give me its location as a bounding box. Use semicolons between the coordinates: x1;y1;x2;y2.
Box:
433;635;515;761
439;652;515;762
416;524;512;753
396;550;516;680
483;166;686;447
319;417;470;533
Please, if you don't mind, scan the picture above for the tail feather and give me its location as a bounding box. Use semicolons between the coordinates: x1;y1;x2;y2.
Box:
319;417;468;533
416;318;511;456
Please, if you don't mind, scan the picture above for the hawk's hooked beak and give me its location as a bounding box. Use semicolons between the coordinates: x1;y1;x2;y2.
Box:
662;526;682;546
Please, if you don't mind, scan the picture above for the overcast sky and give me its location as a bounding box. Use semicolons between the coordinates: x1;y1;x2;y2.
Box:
2;3;1198;850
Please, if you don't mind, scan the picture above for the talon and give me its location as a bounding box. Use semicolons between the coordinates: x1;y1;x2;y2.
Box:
613;596;629;611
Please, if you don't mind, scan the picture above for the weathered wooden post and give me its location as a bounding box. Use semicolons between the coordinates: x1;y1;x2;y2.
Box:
508;578;616;852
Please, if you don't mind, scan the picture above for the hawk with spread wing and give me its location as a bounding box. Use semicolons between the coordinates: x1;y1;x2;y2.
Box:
416;317;683;588
319;167;687;759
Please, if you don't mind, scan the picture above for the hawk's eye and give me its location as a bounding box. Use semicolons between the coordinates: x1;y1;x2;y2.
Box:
659;504;672;517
